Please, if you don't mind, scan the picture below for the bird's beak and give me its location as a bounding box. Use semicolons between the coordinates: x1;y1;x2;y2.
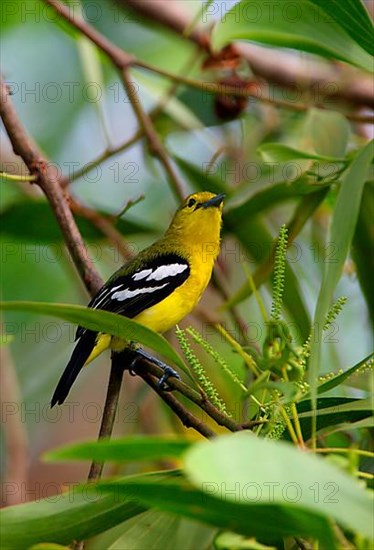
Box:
200;193;225;209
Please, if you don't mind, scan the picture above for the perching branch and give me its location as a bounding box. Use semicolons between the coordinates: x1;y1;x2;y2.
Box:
131;358;243;433
139;371;216;439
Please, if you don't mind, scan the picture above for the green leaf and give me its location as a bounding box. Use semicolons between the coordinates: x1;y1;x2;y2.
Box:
214;532;276;550
308;140;374;438
0;301;188;375
107;510;215;550
303;109;350;159
211;0;373;72
256;109;350;178
184;433;373;539
254;381;301;404
294;397;374;439
0;200;155;243
352;181;374;325
308;0;374;56
312;354;374;396
257;143;345;164
29;545;70;550
322;416;374;436
0;484;145;550
100;472;336;547
225;176;325;224
44;436;191;463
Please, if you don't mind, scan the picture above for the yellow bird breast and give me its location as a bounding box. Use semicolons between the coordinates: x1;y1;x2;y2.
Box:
84;246;217;365
134;257;213;333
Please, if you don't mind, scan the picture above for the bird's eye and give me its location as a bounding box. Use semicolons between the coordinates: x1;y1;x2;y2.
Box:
187;198;196;208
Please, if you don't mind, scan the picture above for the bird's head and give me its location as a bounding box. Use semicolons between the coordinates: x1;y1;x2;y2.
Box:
165;192;225;249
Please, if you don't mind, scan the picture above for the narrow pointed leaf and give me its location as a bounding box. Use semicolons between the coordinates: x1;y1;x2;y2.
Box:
308;140;374;437
100;473;336;547
212;0;373;72
44;436;191;463
0;486;145;550
308;0;374;56
0;301;188;374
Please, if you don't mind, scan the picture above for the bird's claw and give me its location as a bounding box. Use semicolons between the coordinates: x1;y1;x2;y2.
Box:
158;366;181;391
129;348;180;390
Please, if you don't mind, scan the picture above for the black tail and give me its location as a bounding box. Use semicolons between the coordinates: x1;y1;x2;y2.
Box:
51;331;97;407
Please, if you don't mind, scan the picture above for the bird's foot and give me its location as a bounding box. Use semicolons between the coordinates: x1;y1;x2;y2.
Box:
131;347;180;390
158;365;180;391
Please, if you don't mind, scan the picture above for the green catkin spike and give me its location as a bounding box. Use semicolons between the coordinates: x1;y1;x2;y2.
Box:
300;296;348;366
267;420;286;440
175;326;229;414
186;327;247;393
356;355;373;374
315;355;373;386
323;296;347;332
271;225;288;321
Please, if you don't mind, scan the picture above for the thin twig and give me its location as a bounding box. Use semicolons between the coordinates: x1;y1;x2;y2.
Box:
121;67;185;201
69;196;135;261
64;49;201;188
0;171;37;182
62;130;143;187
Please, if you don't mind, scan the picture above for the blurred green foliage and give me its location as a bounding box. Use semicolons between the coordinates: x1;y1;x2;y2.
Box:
1;1;373;549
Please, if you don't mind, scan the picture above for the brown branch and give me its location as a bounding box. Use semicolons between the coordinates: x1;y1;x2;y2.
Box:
133;62;374;124
121;67;185;200
0;76;123;550
45;0;134;70
139;371;216;439
0;73;126;550
0;78;103;296
87;354;127;481
131;358;243;432
69;196;135;261
117;0;210;50
120;0;374;109
45;0;185;201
